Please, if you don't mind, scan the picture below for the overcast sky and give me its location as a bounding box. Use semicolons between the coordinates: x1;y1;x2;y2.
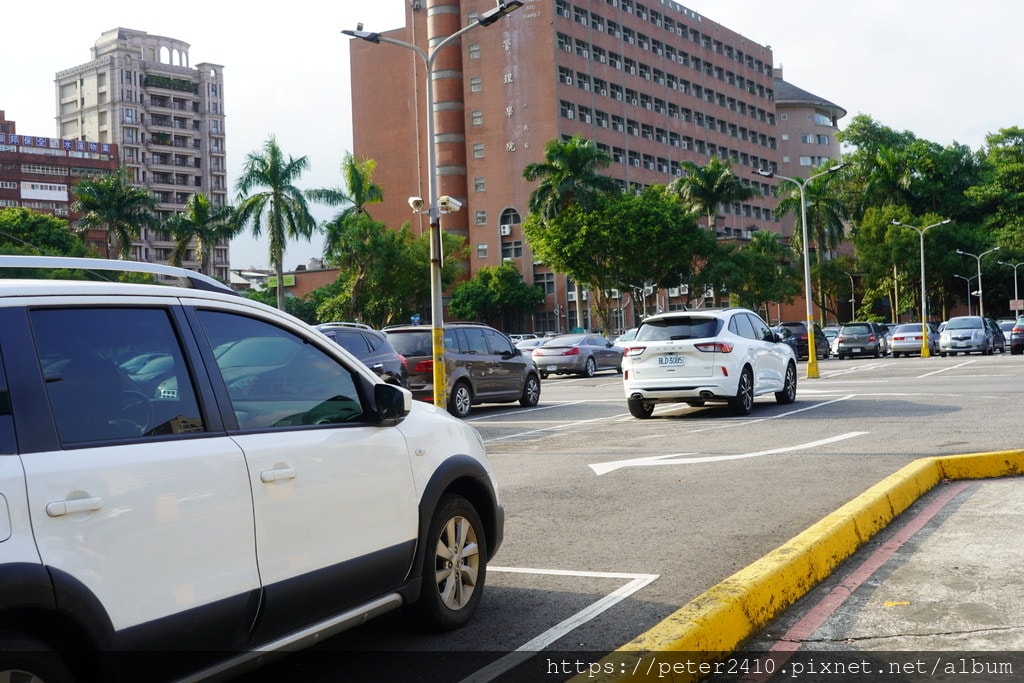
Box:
3;1;1021;270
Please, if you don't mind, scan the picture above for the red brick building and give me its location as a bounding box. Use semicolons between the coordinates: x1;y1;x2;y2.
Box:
348;1;845;333
0;111;119;252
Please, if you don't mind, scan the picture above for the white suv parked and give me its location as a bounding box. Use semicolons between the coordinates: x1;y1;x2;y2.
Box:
621;308;798;418
0;257;503;681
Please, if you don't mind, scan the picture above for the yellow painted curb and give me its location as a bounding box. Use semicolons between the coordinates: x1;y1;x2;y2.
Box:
577;450;1024;683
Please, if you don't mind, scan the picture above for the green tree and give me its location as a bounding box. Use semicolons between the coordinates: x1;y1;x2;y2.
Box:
164;194;239;277
722;231;801;319
773;162;848;259
315;224;467;328
522;135;620;220
448;263;545;327
306;152;384;258
967;127;1024;253
71;167;158;259
235;135;317;310
523;135;620;329
668;156;760;230
524;186;708;334
0;207;88;257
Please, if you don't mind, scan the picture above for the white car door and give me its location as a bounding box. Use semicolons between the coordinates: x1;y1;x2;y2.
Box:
194;308;419;640
23;305;259;646
743;312;786;392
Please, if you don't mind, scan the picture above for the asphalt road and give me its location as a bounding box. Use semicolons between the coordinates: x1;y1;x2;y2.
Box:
242;352;1024;682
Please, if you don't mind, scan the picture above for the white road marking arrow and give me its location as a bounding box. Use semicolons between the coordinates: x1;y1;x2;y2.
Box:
589;431;868;475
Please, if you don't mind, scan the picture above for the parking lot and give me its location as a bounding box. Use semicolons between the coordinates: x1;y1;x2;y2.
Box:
244;353;1024;681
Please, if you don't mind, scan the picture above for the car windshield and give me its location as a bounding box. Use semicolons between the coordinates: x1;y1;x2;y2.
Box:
841;324;871;335
386;331;432;356
636;316;721;341
946;318;982;330
893;324;923;333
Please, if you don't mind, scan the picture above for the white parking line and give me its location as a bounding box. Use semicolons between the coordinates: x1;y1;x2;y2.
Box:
589;431;867;475
460;567;659;683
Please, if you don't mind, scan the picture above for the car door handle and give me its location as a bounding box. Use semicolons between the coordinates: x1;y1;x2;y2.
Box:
46;496;102;517
260;467;297;483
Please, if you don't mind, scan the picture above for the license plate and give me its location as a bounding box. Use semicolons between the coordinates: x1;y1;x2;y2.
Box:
850;347;861;353
657;355;684;366
546;364;558;371
954;342;966;348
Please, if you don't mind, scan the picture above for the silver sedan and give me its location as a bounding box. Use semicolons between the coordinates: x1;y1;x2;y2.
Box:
531;333;624;378
889;323;939;357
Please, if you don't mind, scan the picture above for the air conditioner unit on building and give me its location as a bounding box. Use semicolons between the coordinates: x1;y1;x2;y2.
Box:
499;224;512;236
668;287;680;297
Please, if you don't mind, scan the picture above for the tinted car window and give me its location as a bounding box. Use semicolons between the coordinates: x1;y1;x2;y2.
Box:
484;328;514;355
730;313;757;340
31;307;205;445
636;316;721;341
198;311;364;430
745;313;773;341
462;327;489;354
325;329;371;355
0;347;14;454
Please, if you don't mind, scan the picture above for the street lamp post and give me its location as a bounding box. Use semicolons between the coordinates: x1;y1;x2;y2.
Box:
998;260;1024;317
844;271;863;322
893;218;951;357
956;246;1001;319
343;1;523;409
756;163;845;378
953;274;977;316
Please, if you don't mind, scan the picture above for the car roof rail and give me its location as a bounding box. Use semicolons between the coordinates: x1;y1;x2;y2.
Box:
0;255;238;295
317;321;373;330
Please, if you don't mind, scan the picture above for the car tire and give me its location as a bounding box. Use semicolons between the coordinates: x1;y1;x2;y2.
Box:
582;357;597;377
729;367;754;416
448;381;473;419
627;397;655;419
0;634;75;683
774;362;797;405
405;494;487;631
519;374;541;407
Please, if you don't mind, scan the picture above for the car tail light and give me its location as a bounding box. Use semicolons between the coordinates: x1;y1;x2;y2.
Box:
413;359;433;373
694;341;733;353
1014;326;1024;334
560;347;580;356
397;354;408;369
624;345;646;357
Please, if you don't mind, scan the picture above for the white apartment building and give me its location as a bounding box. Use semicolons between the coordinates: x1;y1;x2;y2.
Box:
55;28;230;280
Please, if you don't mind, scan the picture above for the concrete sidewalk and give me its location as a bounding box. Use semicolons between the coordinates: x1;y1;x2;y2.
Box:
583;450;1024;682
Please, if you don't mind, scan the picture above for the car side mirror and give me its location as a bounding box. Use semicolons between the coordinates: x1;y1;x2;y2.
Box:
374;383;411;425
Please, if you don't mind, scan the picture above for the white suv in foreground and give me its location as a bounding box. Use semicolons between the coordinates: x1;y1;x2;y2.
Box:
0;257;503;682
620;308;797;418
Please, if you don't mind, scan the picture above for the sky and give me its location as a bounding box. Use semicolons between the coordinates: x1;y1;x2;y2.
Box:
3;1;1022;270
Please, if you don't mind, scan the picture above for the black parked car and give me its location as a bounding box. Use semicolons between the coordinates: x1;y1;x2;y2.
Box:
316;322;409;387
774;321;830;360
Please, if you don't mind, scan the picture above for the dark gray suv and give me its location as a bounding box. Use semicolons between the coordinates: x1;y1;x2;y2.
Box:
385;323;541;418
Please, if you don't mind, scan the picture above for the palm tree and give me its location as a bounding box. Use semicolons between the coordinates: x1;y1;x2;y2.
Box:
305;152;384;259
668;156;759;231
235;135;317;310
522;135;619;220
774;167;848;260
522;136;618;329
71;167;158;259
164;194;239;277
